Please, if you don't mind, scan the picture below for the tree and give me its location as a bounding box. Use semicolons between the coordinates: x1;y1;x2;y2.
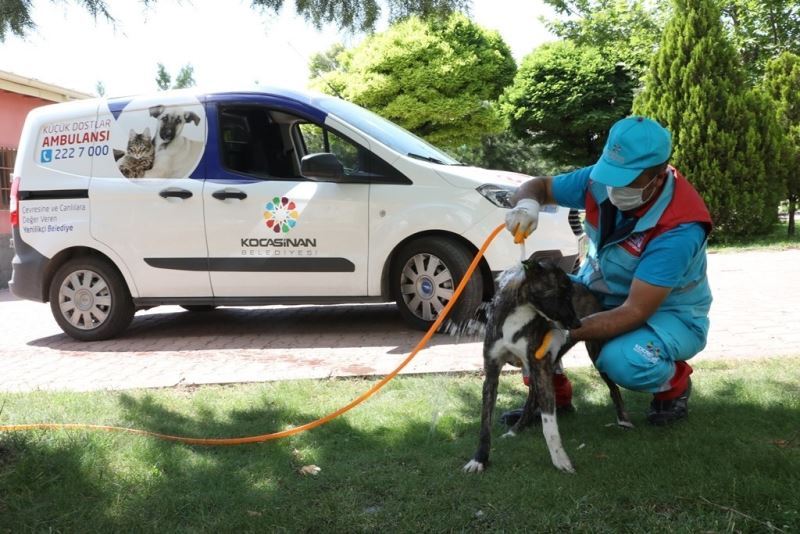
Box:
308;43;346;78
155;63;196;90
721;0;800;82
95;81;106;97
762;51;800;236
543;0;665;80
310;15;516;150
173;64;196;89
634;0;785;240
0;0;469;40
500;40;636;168
155;63;171;91
453;132;562;177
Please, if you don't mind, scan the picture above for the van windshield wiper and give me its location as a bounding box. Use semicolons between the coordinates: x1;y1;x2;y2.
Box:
407;153;447;165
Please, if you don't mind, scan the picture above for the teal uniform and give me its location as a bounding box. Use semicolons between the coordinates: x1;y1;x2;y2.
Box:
552;165;712;393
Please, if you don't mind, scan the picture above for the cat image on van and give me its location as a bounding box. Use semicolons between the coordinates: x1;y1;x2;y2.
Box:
115;128;155;179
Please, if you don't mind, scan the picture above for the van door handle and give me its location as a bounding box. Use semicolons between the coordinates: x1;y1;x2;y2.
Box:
159;188;193;199
212;189;247;200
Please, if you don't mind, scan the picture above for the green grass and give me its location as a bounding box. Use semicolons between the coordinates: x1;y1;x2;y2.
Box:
709;222;800;253
1;358;799;532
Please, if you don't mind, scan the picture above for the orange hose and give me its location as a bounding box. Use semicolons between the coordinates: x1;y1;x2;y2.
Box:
0;224;507;446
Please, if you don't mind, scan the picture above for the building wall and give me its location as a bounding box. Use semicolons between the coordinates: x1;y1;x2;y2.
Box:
0;90;53;147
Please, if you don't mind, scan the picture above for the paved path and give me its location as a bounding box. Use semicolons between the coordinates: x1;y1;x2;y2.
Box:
1;249;798;392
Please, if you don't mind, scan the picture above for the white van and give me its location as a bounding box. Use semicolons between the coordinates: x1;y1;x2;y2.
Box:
9;87;583;341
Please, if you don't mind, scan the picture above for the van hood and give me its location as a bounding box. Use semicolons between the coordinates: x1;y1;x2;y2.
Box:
436;166;532;189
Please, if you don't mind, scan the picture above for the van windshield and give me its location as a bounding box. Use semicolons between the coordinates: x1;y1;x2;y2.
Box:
313;96;461;165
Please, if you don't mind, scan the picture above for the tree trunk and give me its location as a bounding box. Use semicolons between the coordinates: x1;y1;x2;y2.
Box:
789;196;797;237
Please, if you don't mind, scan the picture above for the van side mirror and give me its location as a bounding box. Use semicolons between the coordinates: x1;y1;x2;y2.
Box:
301;153;345;182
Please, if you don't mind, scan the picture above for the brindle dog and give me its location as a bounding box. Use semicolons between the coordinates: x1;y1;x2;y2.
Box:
462;258;632;474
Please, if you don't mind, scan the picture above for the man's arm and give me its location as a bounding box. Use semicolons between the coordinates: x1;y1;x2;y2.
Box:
569;223;707;343
510;176;557;207
570;278;671;342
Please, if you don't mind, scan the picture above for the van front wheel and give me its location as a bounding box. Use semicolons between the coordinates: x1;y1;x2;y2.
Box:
391;237;483;331
49;257;134;341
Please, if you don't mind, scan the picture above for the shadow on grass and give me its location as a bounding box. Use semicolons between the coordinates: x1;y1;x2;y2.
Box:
1;371;798;532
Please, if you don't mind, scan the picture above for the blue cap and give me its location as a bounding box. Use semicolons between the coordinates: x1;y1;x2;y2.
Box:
590;116;672;187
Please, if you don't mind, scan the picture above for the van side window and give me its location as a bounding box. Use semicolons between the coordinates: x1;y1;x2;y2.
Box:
298;123;359;174
296;123;409;184
216;104;409;184
219;107;298;179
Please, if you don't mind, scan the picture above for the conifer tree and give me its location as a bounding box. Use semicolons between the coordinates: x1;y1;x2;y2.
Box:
763;52;800;237
634;0;784;240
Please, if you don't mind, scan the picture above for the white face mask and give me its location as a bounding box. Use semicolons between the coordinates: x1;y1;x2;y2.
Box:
606;175;659;211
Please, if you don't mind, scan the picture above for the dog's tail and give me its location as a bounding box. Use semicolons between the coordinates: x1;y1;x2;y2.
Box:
441;301;492;340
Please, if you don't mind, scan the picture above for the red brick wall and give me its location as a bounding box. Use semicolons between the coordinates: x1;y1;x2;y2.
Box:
0;90;53;148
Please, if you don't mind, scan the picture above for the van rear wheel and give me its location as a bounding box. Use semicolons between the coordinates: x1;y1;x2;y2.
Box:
391;237;483;331
49;257;134;341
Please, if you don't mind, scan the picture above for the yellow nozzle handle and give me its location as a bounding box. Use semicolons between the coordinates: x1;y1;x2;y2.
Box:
513;223;530;244
534;330;554;360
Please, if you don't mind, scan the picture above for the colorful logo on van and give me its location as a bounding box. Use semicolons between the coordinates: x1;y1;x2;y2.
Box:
264;196;299;233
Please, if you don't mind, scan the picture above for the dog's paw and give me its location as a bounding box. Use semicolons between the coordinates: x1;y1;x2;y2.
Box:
501;429;517;439
548;447;576;474
463;459;485;473
554;459;576;474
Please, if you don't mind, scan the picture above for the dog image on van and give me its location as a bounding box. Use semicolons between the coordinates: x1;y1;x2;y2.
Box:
144;105;204;178
460;258;633;473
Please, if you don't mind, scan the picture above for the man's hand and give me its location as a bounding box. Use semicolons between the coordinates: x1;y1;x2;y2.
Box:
505;199;541;243
535;328;570;362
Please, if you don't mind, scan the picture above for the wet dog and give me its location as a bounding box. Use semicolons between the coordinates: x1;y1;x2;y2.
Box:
461;258;632;474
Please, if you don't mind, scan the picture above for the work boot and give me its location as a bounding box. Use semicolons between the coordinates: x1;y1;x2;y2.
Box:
499;403;575;427
646;378;691;426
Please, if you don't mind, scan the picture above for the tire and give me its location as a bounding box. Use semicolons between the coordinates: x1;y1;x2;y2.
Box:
48;257;134;341
391;237;483;331
180;305;218;312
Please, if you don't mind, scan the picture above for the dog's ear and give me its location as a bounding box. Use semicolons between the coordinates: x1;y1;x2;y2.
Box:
539;259;557;270
184;111;201;126
149;105;165;118
521;258;543;275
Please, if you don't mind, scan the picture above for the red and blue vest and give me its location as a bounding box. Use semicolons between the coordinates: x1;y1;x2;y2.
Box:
577;166;713;355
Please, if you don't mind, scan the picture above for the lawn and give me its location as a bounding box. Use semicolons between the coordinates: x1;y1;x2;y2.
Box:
709;222;800;253
1;357;798;532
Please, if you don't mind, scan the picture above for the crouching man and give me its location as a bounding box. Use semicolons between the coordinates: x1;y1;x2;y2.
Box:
505;116;712;425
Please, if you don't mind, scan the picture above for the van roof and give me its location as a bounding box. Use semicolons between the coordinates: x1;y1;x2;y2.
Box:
103;85;324;105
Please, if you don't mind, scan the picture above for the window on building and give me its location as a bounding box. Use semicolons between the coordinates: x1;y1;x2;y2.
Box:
0;148;16;211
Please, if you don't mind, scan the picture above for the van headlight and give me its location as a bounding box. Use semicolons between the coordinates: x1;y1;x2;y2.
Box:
476;184;516;208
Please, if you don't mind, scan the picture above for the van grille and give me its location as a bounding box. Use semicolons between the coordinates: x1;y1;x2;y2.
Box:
568;209;583;236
